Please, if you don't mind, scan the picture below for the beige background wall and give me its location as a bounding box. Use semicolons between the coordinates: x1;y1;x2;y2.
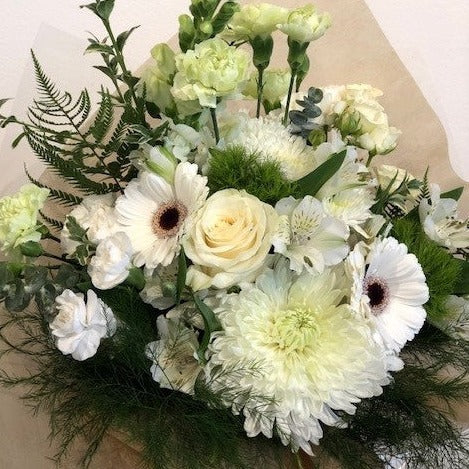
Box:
0;0;468;197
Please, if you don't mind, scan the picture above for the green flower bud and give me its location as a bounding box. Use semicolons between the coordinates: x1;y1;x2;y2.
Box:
200;21;214;36
308;129;327;148
336;110;362;137
179;14;196;52
251;35;274;70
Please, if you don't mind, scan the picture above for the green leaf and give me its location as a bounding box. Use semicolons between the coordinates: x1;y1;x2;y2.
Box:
116;26;140;52
441;186;464;201
12;132;26;148
453;259;469;295
0;98;11;109
125;267;145;291
175;249;187;304
23;265;48;294
96;0;115;20
5;279;31;312
20;241;44;258
193;294;222;363
296;150;347;197
211;1;239;35
85;42;115;56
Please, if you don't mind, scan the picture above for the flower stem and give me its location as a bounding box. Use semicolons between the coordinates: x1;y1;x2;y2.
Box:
45;233;61;244
42;252;74;266
283;73;297;126
295;452;305;469
210;107;220;144
256;67;265;119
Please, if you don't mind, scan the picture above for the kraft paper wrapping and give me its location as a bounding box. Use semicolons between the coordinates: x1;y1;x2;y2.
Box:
1;0;467;468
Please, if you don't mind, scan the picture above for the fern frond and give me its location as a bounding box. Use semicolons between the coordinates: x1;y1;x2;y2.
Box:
87;90;113;142
39;211;64;231
26;130;113;195
24;165;83;207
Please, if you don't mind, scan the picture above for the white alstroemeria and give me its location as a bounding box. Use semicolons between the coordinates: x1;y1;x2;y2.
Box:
0;184;49;252
432;295;469;341
140;260;179;310
273;196;349;274
116;162;208;269
277;5;331;44
129;144;178;183
88;232;134;290
222;113;317;181
206;262;398;454
50;289;117;361
61;194;118;256
322;188;375;236
146;314;201;395
346;237;429;352
419;184;469;253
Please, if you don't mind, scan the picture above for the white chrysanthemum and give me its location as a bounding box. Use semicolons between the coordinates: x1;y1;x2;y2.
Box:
223;113;316;181
273;196;349;274
50;289;117;361
146;314;201;395
419;183;469;253
115;162;208;269
346;237;429;352
206;263;397;453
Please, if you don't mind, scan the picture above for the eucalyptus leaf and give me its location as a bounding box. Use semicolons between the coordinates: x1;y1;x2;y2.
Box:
296;150;347;197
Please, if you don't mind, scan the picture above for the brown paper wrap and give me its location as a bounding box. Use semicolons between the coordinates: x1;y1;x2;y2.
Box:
0;0;467;467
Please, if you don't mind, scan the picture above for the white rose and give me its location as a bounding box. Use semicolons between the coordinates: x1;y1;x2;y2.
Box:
50;289;117;361
146;314;201;395
88;232;133;290
183;189;279;290
61;194;119;255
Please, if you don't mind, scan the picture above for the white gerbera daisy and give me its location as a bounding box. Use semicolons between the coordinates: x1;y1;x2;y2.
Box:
116;162;208;269
223;113;316;181
272;196;349;274
206;262;397;454
346;237;429;352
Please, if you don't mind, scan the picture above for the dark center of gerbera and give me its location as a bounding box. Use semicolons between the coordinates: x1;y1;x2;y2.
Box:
152;201;188;239
363;276;389;315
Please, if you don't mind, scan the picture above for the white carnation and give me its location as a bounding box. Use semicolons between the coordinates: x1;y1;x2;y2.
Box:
50;289;117;361
88;232;134;290
61;194;118;256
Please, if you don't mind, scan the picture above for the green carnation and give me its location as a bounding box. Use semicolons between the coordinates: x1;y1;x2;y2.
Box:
0;184;49;251
171;38;250;108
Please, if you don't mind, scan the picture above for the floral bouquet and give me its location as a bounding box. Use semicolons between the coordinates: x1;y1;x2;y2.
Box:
0;1;468;468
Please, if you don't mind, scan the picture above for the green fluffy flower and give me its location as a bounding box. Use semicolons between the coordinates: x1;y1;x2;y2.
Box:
171;38;251;108
278;5;331;44
0;184;49;251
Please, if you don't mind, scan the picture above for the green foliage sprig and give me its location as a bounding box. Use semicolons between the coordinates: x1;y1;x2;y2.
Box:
207;146;298;206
